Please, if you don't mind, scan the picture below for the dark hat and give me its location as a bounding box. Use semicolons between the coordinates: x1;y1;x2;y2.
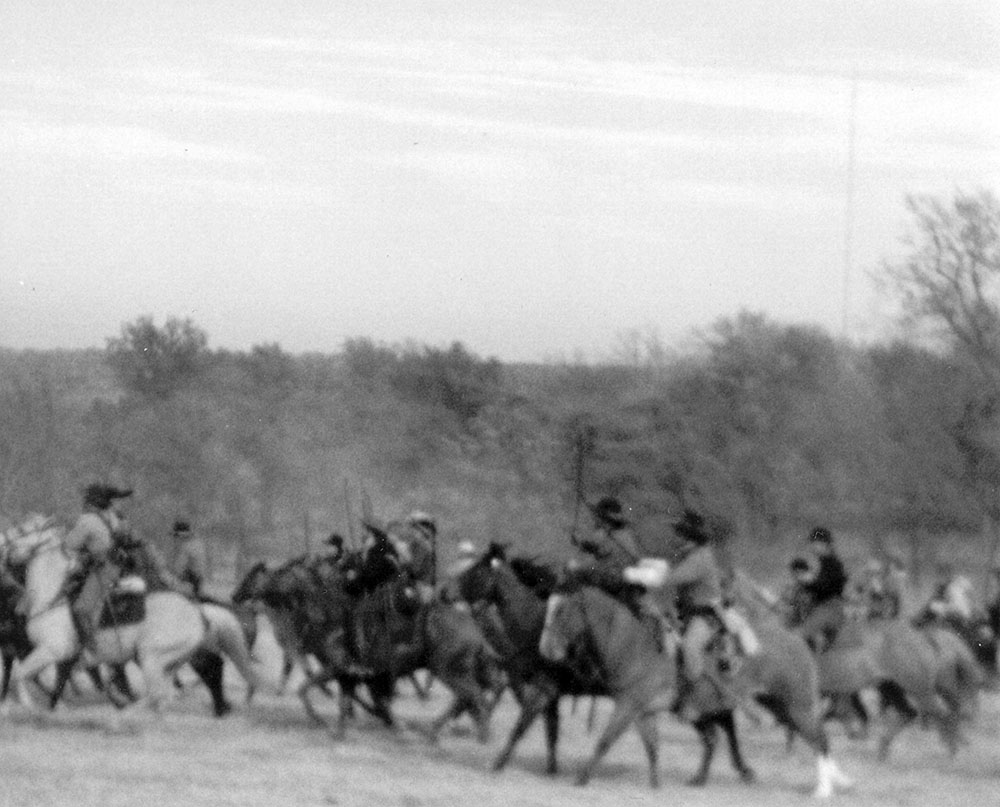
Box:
674;508;710;545
808;526;832;544
83;483;133;510
172;520;192;535
589;496;628;529
407;510;437;535
326;532;344;548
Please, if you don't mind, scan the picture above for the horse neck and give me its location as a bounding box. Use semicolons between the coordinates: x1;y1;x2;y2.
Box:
491;564;547;640
576;588;653;675
25;540;70;608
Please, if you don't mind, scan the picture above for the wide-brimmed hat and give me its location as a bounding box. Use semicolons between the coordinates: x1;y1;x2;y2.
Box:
588;496;628;529
407;511;437;533
83;484;133;510
674;509;710;545
326;532;344;548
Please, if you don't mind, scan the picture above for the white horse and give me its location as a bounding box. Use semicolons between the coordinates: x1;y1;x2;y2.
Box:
2;513;271;713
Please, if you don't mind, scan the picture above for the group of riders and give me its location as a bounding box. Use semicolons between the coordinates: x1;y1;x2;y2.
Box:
4;481;1000;721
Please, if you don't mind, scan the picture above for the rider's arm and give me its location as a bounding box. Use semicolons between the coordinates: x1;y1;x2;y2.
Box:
666;548;712;587
63;513;110;560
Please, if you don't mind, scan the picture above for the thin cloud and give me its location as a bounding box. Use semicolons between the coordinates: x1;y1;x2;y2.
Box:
0;112;259;164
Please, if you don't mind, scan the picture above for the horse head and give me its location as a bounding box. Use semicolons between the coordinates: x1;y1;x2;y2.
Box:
4;513;62;567
232;561;270;604
455;545;506;604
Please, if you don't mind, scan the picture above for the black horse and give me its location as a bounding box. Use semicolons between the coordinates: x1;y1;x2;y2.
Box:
454;543;611;774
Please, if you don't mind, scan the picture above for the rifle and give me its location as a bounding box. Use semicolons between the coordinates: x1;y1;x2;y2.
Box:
343;478;357;551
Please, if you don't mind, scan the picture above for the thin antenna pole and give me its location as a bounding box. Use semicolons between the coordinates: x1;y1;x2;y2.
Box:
842;65;859;341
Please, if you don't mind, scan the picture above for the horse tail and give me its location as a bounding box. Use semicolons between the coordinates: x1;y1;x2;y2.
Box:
199;601;274;695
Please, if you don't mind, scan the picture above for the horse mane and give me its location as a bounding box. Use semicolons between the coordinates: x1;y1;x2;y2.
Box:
508;556;559;599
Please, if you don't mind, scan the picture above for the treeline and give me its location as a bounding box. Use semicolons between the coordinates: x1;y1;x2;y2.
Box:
2;189;999;584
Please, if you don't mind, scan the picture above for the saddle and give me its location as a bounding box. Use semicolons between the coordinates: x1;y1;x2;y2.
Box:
98;575;147;628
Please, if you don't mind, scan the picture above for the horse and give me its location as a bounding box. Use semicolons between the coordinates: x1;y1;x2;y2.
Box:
735;572;971;759
454;544;611;775
541;582;854;798
2;514;270;715
235;555;502;742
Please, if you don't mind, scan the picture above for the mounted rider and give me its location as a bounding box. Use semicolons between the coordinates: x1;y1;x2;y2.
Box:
63;483;134;649
660;510;725;689
793;526;849;652
570;496;641;587
352;519;403;595
170;519;209;599
394;510;438;588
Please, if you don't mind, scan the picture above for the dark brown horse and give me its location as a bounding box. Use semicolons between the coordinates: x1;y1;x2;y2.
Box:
454;545;612;775
235;556;502;742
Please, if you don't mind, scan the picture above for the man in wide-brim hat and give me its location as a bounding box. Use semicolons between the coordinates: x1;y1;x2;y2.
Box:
64;483;134;648
658;508;727;719
573;496;640;576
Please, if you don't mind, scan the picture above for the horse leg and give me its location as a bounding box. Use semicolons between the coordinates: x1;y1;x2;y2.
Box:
876;681;917;761
543;696;560;775
847;691;870;739
718;709;755;783
298;670;334;728
0;653;13;702
492;687;549;773
278;653;294;695
576;699;641;787
106;664;138;708
136;652;174;714
8;643;63;713
189;649;231;717
635;711;660;789
47;657;83;710
689;715;717;786
424;696;465;744
410;670;433;700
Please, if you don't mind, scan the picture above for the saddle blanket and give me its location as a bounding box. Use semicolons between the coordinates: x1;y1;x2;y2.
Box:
98;576;147;628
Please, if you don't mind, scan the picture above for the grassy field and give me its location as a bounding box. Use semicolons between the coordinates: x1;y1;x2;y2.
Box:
1;625;999;807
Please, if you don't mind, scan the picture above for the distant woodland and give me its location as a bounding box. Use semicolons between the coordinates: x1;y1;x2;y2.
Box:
3;190;1000;587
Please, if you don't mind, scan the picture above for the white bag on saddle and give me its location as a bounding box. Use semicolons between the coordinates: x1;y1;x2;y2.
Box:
623;558;670;589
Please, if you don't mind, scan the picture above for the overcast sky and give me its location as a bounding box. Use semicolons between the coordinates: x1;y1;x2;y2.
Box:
1;1;997;362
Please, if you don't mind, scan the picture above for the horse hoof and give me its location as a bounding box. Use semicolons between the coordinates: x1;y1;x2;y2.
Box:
214;702;233;718
574;774;589;787
686;775;708;787
739;767;756;784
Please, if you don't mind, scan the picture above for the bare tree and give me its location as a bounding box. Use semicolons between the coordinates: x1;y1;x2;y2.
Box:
883;189;1000;381
882;189;1000;568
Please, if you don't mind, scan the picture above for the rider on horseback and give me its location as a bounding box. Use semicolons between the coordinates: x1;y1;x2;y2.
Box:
793;526;848;653
170;519;208;599
64;483;134;649
571;496;640;577
659;510;728;708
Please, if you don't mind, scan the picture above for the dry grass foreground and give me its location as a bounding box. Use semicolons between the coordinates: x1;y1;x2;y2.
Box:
1;626;999;807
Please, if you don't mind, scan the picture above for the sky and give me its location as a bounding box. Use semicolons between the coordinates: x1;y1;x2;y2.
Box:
1;1;998;363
